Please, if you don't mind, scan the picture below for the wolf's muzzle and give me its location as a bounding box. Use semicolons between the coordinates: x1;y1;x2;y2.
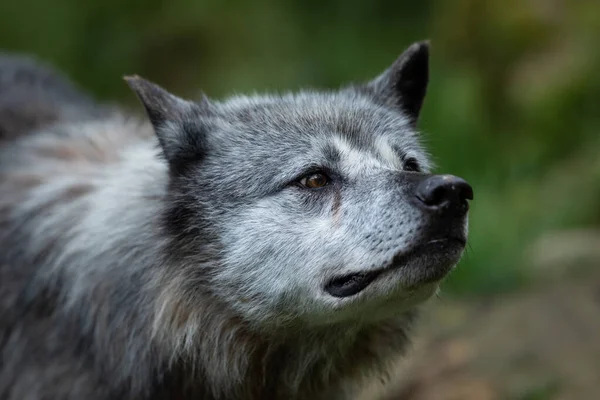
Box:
324;174;473;299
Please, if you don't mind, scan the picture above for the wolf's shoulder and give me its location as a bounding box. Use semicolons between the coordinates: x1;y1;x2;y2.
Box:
0;52;107;142
0;53;90;102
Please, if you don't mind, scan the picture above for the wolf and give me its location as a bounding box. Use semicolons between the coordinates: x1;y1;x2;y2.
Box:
0;41;473;399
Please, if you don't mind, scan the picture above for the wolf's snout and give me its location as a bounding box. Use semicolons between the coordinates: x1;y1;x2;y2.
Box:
415;175;473;215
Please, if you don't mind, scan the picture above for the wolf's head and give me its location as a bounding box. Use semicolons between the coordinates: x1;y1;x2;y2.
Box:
126;41;472;330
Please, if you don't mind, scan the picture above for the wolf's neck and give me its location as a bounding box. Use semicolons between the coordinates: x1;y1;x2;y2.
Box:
239;319;415;399
153;302;416;400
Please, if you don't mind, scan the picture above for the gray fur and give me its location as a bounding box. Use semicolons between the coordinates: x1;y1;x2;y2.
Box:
0;53;112;141
0;41;470;399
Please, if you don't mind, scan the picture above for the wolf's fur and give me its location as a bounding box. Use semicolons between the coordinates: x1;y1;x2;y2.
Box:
0;53;111;142
0;42;470;399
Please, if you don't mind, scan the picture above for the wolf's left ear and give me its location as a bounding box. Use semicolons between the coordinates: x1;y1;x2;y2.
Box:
365;41;429;125
125;76;212;172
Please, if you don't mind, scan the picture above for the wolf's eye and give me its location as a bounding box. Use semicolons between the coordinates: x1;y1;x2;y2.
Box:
404;158;421;172
299;172;330;189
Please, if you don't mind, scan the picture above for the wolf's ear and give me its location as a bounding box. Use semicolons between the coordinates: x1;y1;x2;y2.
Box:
125;75;212;172
365;41;429;125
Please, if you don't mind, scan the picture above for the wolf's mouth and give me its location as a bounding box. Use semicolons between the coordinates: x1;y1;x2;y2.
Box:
324;237;466;298
324;269;384;298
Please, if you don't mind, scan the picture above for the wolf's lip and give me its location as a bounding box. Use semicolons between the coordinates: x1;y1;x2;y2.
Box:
325;237;465;298
324;269;384;298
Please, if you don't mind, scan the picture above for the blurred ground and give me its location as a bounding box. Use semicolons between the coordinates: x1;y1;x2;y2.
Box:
358;230;600;400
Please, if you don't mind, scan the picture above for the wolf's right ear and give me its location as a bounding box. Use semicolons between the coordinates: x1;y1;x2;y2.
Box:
365;41;430;125
125;76;212;172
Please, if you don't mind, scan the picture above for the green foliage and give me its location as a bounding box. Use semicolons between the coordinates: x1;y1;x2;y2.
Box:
2;0;599;296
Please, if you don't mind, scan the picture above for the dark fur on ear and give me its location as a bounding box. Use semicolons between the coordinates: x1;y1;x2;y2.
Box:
124;75;192;127
124;76;212;174
365;41;430;125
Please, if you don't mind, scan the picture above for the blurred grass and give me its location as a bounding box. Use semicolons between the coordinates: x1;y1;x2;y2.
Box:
1;0;599;296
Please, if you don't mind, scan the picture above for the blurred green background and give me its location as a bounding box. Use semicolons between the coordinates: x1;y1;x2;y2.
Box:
2;0;599;297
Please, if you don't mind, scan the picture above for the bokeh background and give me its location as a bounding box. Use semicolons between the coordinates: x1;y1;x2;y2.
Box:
2;1;599;399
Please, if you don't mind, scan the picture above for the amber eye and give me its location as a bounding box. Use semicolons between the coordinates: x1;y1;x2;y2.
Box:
404;158;421;172
299;172;330;189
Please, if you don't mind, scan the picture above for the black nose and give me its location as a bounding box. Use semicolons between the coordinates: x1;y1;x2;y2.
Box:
415;175;473;214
